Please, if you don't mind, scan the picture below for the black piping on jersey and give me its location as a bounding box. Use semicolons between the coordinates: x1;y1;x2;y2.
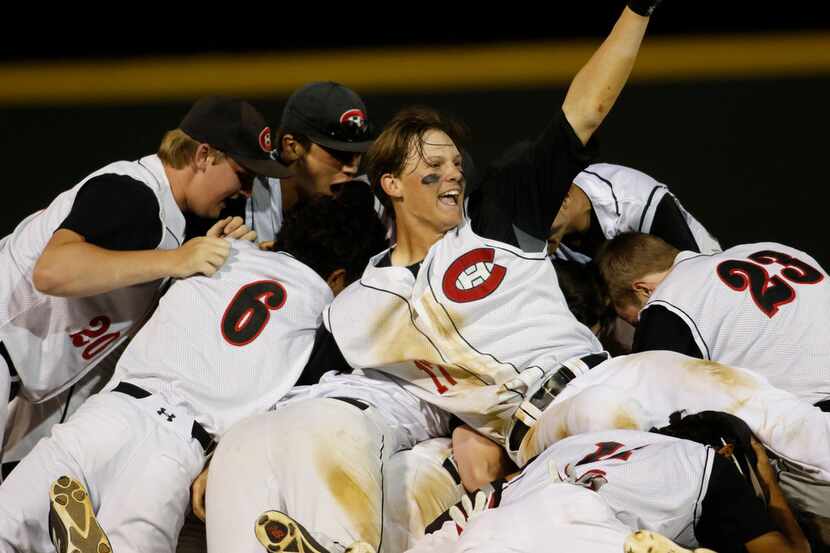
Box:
644;300;712;359
672;251;719;268
59;383;76;424
377;433;386;553
502;469;527;493
355;280;451;365
581;169;620;216
637;185;666;232
484;243;551;262
138;159;181;248
692;445;714;538
425;258;527;388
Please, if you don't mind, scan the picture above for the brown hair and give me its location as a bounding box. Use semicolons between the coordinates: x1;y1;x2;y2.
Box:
365;106;467;218
157;129;226;169
596;232;679;310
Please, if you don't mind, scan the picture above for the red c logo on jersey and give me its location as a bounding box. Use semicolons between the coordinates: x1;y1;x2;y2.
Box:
442;248;507;303
258;127;273;153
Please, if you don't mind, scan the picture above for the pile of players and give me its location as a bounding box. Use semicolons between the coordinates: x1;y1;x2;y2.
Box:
1;2;828;553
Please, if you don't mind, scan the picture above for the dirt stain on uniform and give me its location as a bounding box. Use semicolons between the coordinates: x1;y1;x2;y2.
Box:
314;445;381;548
519;416;570;466
411;461;463;530
688;359;757;390
613;408;639;430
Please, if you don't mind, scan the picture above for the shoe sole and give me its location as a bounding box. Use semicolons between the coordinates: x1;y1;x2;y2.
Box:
624;530;718;553
255;510;329;553
49;475;112;553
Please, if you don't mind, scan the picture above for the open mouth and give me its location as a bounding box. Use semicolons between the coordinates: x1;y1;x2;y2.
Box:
438;189;461;207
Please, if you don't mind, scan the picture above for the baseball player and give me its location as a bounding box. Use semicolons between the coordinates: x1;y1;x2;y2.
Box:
597;233;830;407
416;426;807;553
259;424;806;553
202;3;666;552
0;96;292;471
547;162;721;261
186;82;373;246
0;184;388;553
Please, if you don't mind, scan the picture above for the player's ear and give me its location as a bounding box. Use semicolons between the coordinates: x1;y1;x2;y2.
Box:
193;143;212;172
380;173;403;200
281;134;305;163
632;278;652;301
325;268;348;296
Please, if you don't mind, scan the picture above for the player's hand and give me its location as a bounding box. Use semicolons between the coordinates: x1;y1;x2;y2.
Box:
207;216;257;242
191;465;209;522
750;437;776;497
448;490;488;534
259;240;276;251
170;236;231;278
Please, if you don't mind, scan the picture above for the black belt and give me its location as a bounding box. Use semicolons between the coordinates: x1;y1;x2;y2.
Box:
508;352;609;452
816;399;830;413
112;382;215;454
1;341;21;401
331;396;369;411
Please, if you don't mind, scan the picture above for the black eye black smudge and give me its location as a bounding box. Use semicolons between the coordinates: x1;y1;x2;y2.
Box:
421;174;441;185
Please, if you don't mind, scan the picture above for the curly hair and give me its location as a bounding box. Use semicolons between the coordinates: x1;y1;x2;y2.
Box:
275;181;388;284
551;259;615;332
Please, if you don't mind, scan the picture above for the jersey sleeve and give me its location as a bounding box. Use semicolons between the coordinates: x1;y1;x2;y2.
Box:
59;173;162;251
296;323;353;385
632;304;704;358
695;454;773;551
649;194;702;252
468;110;598;248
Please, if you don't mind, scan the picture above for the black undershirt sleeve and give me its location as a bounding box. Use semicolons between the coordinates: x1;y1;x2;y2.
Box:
695;454;773;552
467;110;598;248
296;323;352;385
59;174;162;251
632;304;704;358
649;194;702;252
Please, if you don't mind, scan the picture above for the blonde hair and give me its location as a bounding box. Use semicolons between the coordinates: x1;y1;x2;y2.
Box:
157;129;226;169
596;232;679;310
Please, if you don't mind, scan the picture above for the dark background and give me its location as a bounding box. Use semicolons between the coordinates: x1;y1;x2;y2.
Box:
2;6;829;267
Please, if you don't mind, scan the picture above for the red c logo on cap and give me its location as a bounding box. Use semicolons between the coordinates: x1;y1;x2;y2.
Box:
339;109;367;130
442;248;507;303
259;127;273;153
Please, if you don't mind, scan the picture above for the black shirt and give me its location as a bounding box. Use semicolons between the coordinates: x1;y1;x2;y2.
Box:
650;193;703;253
632;304;704;359
468;110;598;248
696;453;773;552
59;173;162;251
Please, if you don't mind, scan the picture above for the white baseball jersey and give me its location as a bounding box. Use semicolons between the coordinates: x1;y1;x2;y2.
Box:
326;220;603;449
245;177;284;244
411;481;631;553
527;350;830;481
643;243;830;403
508;430;714;547
554;163;721;262
0;155;184;402
109;239;332;437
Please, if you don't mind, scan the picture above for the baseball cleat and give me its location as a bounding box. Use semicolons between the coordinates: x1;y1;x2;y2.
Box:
254;510;376;553
624;530;717;553
255;510;330;553
49;475;112;553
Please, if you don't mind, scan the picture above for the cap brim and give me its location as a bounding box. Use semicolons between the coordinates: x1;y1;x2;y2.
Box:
234;156;294;178
309;134;374;153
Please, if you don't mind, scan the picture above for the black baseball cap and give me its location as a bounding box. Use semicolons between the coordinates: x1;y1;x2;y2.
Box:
180;96;293;178
280;82;373;153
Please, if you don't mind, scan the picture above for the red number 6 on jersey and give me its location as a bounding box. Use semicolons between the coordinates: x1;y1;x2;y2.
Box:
221;280;287;346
